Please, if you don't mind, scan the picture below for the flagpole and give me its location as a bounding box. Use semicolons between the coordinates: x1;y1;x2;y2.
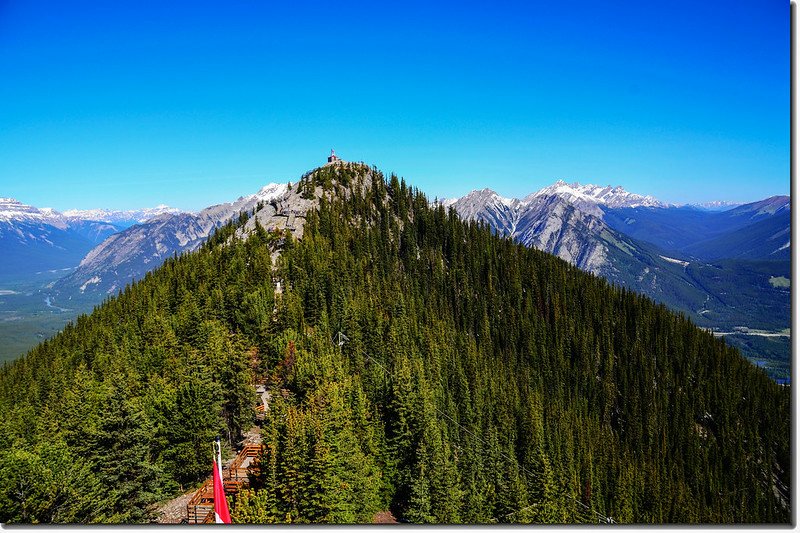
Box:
212;435;232;523
215;435;223;481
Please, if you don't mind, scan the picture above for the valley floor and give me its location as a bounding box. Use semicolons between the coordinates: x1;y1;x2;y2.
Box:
0;271;98;363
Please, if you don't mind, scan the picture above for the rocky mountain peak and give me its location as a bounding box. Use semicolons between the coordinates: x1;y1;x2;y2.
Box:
529;180;666;210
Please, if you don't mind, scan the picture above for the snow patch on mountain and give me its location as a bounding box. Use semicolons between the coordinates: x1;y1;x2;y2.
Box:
80;276;102;293
527;180;667;211
0;198;68;228
775;241;790;253
689;201;743;211
63;204;182;225
659;255;689;267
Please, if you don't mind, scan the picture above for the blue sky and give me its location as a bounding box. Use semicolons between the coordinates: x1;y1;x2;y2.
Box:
0;0;789;211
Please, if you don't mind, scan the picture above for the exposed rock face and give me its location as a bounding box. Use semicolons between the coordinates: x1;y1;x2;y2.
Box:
447;189;615;275
443;189;522;236
238;183;317;242
513;195;608;273
238;161;378;243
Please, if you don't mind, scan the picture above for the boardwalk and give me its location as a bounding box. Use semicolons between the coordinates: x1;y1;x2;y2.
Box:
186;443;264;524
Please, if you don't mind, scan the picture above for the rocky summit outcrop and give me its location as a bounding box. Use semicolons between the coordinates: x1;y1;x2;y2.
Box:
238;160;378;243
52;161;373;298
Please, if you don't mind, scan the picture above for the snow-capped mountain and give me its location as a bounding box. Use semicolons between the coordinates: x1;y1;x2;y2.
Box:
447;185;649;274
689;200;743;211
441;180;667;230
445;180;790;347
0;197;69;227
0;198;122;281
62;205;182;227
445;180;668;273
54;183;289;296
1;198;182;227
526;180;667;214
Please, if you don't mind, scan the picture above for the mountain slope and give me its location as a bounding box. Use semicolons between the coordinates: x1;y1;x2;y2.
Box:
446;184;791;379
680;196;790;261
601;206;724;251
682;210;790;260
0;163;789;524
602;196;790;260
0;198;122;282
53;183;288;296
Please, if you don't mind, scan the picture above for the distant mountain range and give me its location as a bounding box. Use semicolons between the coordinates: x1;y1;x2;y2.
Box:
441;181;790;379
601;195;789;260
53;183;287;296
62;205;182;226
0;198;178;283
443;182;789;269
0;176;790;378
689;200;744;211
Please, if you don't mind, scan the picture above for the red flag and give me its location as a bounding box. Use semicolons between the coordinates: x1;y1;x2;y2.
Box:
212;459;231;524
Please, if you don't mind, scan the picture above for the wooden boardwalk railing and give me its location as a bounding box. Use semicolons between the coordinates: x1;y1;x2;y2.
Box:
186;444;264;524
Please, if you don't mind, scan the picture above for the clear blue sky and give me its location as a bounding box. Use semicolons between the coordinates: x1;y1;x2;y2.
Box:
0;0;789;211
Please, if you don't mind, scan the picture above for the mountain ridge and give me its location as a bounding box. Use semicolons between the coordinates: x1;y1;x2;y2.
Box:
0;197;182;226
444;180;790;379
2;170;789;379
440;182;787;215
0;162;788;524
53;182;289;296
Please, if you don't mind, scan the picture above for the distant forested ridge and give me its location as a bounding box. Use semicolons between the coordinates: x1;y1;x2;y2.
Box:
0;163;790;523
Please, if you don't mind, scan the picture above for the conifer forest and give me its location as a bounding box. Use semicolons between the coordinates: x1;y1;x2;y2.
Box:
0;164;790;524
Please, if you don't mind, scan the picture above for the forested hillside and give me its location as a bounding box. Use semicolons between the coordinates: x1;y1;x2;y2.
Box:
0;163;790;524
